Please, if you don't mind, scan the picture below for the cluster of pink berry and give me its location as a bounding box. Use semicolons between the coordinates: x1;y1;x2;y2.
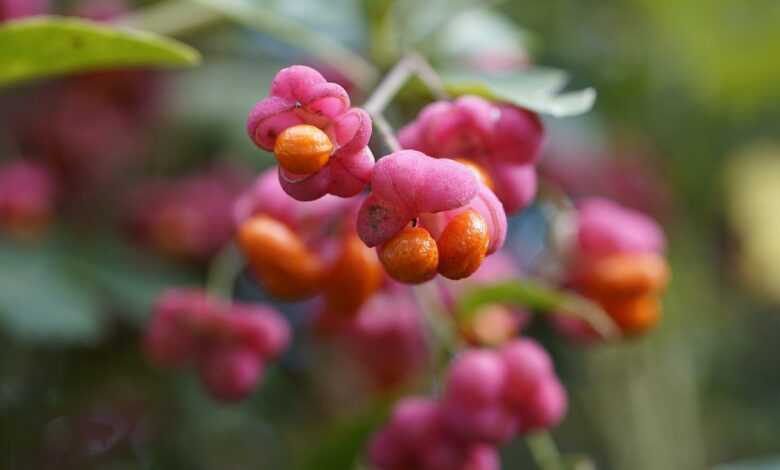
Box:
320;283;429;390
552;197;669;340
126;168;247;261
245;65;542;286
0;0;47;20
0;161;56;238
369;339;566;470
143;289;290;402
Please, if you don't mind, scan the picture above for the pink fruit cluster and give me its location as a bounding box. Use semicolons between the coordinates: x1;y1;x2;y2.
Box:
357;150;507;253
334;285;428;390
247;65;374;201
369;339;567;470
0;160;56;237
0;0;47;20
552;197;668;341
234;167;352;241
575;197;665;258
127;168;246;261
144;289;290;402
399;95;543;214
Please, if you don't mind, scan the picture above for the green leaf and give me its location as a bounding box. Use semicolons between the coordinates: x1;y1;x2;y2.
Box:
713;457;780;470
443;68;596;117
0;239;101;344
68;236;200;325
0;16;200;87
190;0;378;86
299;399;393;470
434;8;536;64
455;279;619;340
563;454;597;470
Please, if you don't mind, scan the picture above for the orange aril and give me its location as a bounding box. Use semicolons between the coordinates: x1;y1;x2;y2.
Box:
453;158;494;190
323;234;384;315
579;252;669;297
237;214;323;299
378;226;439;284
437;209;489;280
273;124;333;174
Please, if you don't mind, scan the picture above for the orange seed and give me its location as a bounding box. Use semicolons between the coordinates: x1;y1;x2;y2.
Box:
237;214;323;299
580;252;670;297
273;124;333;174
436;209;490;280
453;158;494;190
378;226;439;284
323;234;384;316
601;293;661;336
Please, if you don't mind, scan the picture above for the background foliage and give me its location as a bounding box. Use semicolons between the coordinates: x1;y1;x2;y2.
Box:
1;0;780;469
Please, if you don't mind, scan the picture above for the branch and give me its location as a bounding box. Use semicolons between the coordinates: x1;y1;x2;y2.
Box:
527;431;565;470
373;113;402;153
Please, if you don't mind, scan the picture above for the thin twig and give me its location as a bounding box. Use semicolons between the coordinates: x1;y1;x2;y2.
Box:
526;431;565;470
193;0;379;89
206;243;243;300
412;282;459;388
373;113;402;153
362;52;450;152
118;0;379;89
363;55;416;116
408;51;450;100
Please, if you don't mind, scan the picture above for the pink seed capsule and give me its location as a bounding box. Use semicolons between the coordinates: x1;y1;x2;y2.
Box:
464;445;500;470
198;347;264;402
143;314;194;368
500;339;555;408
441;401;517;444
419;437;465;470
368;429;409;469
230;306;291;359
386;397;442;454
444;350;507;409
517;377;568;433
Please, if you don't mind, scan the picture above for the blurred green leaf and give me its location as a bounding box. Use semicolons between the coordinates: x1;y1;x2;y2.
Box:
0;16;200;87
456;279;619;339
300;399;392;470
638;0;780;113
563;454;597;470
0;239;101;343
713;457;780;470
433;8;535;66
191;0;378;86
70;237;199;324
395;0;483;46
443;69;595;117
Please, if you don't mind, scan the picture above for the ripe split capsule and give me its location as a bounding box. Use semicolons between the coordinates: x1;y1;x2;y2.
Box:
237;214;324;299
273;124;333;174
453;158;494;190
378;210;490;284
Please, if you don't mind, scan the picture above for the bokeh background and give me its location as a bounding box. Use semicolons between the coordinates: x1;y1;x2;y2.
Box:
1;0;780;469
